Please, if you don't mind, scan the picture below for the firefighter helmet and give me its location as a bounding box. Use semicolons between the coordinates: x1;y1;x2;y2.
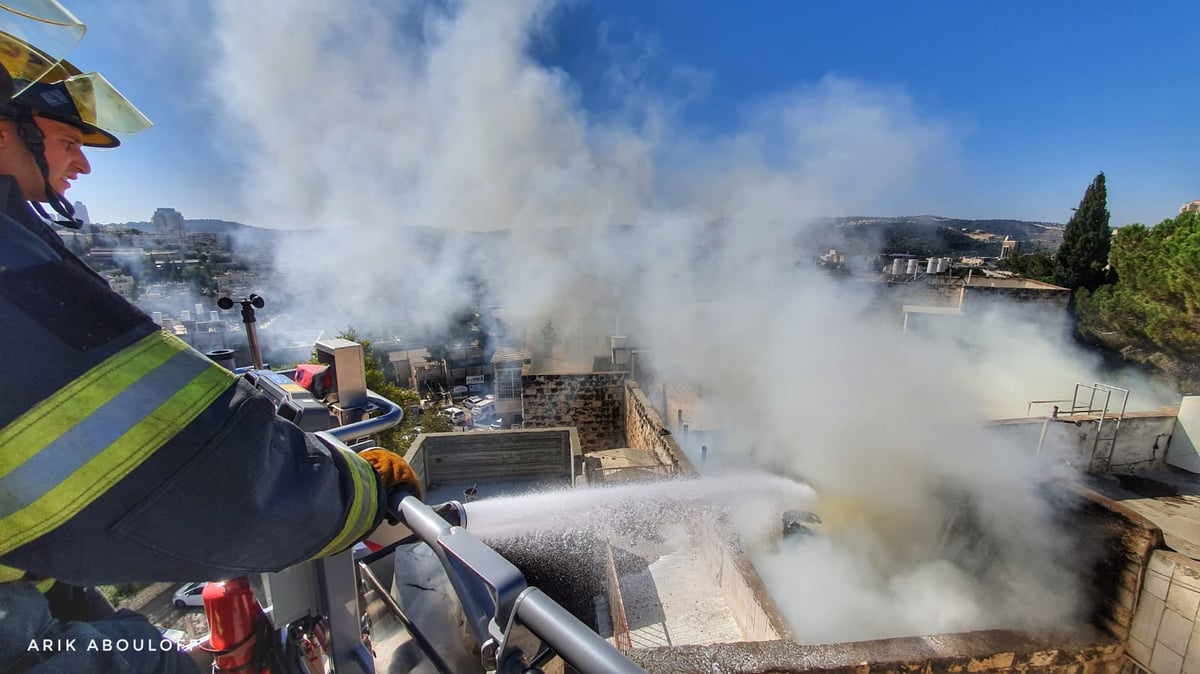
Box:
0;0;151;225
11;64;151;148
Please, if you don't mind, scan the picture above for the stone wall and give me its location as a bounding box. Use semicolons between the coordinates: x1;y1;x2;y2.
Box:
1065;486;1164;644
632;630;1123;674
521;373;626;452
1127;551;1200;674
624;381;695;474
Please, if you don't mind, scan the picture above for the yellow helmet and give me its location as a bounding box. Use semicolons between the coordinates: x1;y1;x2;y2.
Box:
12;62;151;148
0;0;85;91
0;0;150;225
0;1;150;147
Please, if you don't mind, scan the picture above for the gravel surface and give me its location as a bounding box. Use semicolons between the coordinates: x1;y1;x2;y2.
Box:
119;582;211;640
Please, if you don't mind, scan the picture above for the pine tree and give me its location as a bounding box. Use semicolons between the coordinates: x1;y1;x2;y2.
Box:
1054;172;1112;292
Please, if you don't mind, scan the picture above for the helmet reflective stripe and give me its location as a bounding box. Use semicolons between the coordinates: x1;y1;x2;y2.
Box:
0;331;235;556
310;435;381;559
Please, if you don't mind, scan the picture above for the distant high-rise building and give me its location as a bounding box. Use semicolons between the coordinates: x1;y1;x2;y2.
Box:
1180;200;1200;215
72;200;90;224
152;207;186;235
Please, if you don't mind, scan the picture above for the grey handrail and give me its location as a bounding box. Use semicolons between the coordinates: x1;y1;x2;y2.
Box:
397;497;644;674
325;390;404;442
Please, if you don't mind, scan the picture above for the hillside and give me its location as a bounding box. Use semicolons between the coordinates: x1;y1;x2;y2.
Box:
806;215;1064;258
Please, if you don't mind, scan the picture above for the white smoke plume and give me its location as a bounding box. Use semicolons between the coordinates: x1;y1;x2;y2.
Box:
183;0;1170;644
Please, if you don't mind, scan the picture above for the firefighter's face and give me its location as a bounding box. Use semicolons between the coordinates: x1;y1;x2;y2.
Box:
0;114;90;201
33;115;90;197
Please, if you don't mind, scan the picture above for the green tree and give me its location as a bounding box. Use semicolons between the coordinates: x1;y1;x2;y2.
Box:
420;409;453;434
1076;211;1200;354
998;250;1055;282
1054;172;1112;292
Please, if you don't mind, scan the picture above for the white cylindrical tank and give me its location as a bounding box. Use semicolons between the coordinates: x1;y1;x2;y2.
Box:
925;258;937;274
210;311;219;322
180;310;191;322
195;303;204;316
906;259;919;274
937;258;949;273
891;258;905;275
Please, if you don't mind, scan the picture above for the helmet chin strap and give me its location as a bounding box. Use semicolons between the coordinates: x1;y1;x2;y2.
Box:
13;110;83;229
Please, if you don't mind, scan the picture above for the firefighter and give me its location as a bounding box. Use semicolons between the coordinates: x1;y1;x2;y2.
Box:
0;2;420;671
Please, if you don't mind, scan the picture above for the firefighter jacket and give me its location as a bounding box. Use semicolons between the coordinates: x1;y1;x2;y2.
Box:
0;175;386;669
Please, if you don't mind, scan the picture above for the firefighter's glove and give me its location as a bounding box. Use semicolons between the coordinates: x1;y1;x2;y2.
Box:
361;449;423;500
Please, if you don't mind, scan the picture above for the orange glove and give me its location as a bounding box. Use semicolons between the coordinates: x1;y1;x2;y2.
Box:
360;449;423;499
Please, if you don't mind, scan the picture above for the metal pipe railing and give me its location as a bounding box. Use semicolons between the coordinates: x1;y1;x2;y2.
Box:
325;391;404;442
513;588;644;674
395;497;644;673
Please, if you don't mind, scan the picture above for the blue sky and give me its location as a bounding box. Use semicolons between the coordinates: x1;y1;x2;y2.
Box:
60;1;1199;229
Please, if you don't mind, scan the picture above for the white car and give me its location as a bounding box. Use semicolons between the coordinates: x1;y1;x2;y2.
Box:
172;582;206;608
439;407;466;424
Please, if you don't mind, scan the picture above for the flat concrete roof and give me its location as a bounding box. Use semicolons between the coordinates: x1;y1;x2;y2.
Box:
1089;469;1200;559
901;304;965;315
621;549;745;648
964;277;1068;290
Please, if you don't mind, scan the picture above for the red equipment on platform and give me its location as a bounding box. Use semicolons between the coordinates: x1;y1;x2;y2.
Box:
203;577;269;673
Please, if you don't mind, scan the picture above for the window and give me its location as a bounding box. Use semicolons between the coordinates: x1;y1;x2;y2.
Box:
496;367;521;399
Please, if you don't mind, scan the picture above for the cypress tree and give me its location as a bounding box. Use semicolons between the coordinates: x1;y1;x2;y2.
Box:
1054;172;1112;292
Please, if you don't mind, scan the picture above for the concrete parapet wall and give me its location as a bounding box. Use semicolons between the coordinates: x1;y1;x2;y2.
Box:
409;429;577;486
1066;486;1163;644
690;515;790;643
521;373;626;451
631;629;1123;674
963;283;1070;310
625;382;695;474
988;410;1179;474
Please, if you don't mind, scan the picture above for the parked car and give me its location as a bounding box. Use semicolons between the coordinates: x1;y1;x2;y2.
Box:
462;396;484;410
489;418;504;430
172;582;206;608
439;406;466;424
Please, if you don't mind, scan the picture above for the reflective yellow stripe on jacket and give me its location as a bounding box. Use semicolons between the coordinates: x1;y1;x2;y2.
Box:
0;563;53;592
309;439;380;559
0;331;235;556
